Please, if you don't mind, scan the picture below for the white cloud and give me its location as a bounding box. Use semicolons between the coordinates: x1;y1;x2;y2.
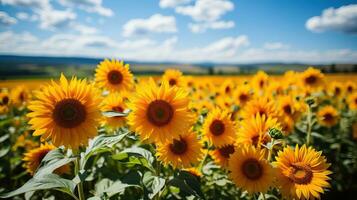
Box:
175;0;234;22
306;4;357;34
0;11;17;25
71;23;98;34
37;8;76;30
16;12;38;21
0;0;50;9
263;42;290;50
122;14;177;37
189;20;234;33
159;0;192;8
203;35;249;53
58;0;113;17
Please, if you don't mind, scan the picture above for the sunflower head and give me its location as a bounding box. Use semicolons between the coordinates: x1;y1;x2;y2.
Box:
101;93;127;129
23;143;70;175
156;131;203;169
228;145;275;194
210;143;236;168
27;74;102;149
10;85;30;106
317;105;339;127
252;71;269;91
95;59;134;92
128;79;193;143
233;85;251;106
274;145;332;200
162;69;185;87
241;97;279;120
328;81;344;98
300;67;325;88
278;95;304;121
347;93;357;110
345;81;356;94
220;80;235;96
0;91;10;114
202;108;236;147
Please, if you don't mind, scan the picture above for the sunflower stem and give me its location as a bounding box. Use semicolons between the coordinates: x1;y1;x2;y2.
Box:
267;138;274;162
306;105;313;146
75;157;85;200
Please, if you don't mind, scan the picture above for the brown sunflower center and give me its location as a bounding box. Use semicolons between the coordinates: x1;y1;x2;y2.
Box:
53;98;86;128
258;109;267;117
347;86;353;93
334;87;341;95
1;96;9;105
147;100;174;126
19;92;26;102
239;94;249;102
259;80;264;88
283;104;292;115
169;79;177;86
241;158;263;180
170;138;188;155
288;163;313;184
218;145;235;158
107;70;123;85
112;106;124;118
37;150;50;165
209;120;225;136
305;75;317;85
225;86;231;93
323;113;334;122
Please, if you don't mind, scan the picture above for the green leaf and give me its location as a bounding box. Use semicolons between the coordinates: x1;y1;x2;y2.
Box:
143;172;165;199
35;148;75;177
168;171;204;199
112;146;155;172
102;109;130;118
0;174;76;198
81;130;129;169
122;146;154;164
104;180;141;197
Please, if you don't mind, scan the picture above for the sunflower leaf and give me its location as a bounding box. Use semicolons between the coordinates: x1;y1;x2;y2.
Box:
102;109;131;118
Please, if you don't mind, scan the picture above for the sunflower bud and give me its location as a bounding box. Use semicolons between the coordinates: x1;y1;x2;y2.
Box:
268;127;283;139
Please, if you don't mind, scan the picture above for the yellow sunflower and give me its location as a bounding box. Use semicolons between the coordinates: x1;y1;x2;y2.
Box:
220;80;235;96
277;95;304;121
183;167;202;178
317;106;339;127
101;93;127;129
233;85;251;106
241;97;279;120
23;143;70;175
345;81;356;94
128;79;193;143
162;69;185;88
210;143;235;168
0;91;10;114
347;93;357;110
251;70;269;92
95;59;134;92
202;108;236;147
237;114;280;148
27;74;102;149
274;145;332;200
328;81;344;98
300;67;325;88
156;131;203;169
10;85;30;106
228;145;275;194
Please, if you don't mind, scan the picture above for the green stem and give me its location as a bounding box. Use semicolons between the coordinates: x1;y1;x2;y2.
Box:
306;105;313;146
75;157;85;200
267;139;274;162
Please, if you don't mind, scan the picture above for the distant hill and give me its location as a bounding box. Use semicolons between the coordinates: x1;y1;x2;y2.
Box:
0;55;356;79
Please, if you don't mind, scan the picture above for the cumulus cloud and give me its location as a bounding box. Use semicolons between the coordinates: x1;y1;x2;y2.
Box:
159;0;192;8
0;11;17;25
189;20;234;33
175;0;234;22
37;8;76;30
0;0;50;9
71;23;98;35
122;14;177;37
263;42;290;50
306;4;357;34
59;0;113;17
16;12;38;21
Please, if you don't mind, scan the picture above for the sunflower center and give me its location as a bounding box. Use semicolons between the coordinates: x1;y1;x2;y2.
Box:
169;79;177;86
323;113;334;122
259;80;264;88
1;96;9;105
258;109;267;117
107;70;123;85
334;87;341;95
347;86;353;93
225;86;231;93
305;75;317;85
288;163;313;185
283;104;292;115
241;158;263;180
19;92;26;101
170;138;188;155
209;120;225;136
147;100;174;126
218;145;235;158
53;98;86;128
239;94;249;102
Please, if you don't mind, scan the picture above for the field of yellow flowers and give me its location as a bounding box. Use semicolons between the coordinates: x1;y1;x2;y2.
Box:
1;59;357;200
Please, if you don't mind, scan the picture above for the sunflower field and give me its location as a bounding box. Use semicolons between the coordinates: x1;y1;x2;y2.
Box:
0;59;357;200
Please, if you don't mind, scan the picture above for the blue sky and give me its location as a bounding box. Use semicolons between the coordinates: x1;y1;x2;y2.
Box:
0;0;356;63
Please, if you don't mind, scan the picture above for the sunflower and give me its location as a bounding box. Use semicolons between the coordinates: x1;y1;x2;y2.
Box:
237;114;280;148
215;97;233;110
347;93;357;110
10;86;30;106
274;145;332;199
156;131;203;169
241;97;279;120
328;81;344;98
277;95;304;121
12;131;38;151
128;79;193;143
251;70;269;92
27;74;102;149
317;106;339;127
210;143;235;168
162;69;185;88
220;80;235;96
23;143;70;175
202;108;236;147
228;145;275;194
95;59;134;92
300;67;324;88
183;167;202;178
233;85;251;106
101;93;127;129
0;91;10;114
345;81;356;94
